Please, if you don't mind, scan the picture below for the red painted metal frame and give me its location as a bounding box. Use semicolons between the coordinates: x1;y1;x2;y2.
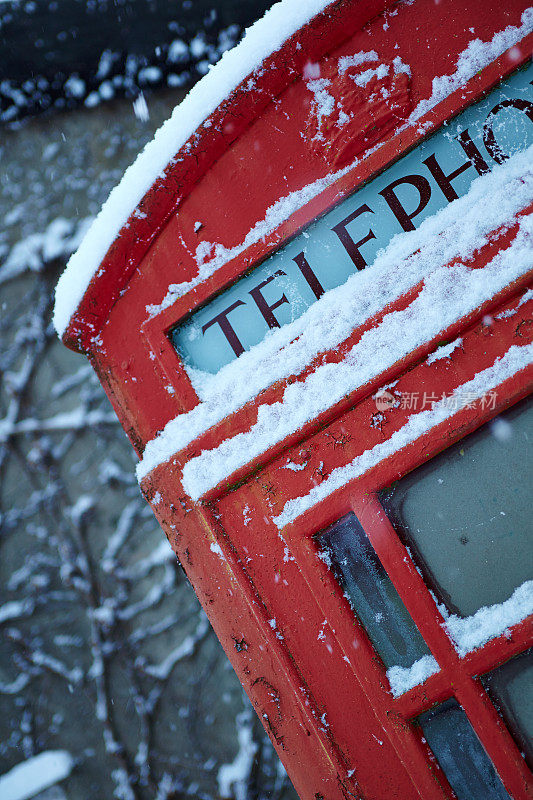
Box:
59;1;533;797
138;283;533;800
273;292;533;799
140;38;533;425
71;2;533;457
63;0;395;354
149;212;533;502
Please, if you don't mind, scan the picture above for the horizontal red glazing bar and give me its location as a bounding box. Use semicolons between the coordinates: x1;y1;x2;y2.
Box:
188;268;533;503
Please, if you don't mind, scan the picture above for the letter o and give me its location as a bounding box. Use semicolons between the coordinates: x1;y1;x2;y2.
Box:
483;99;533;164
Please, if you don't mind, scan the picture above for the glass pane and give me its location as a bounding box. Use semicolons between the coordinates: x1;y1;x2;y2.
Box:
380;397;533;617
482;648;533;769
419;699;510;800
318;513;430;670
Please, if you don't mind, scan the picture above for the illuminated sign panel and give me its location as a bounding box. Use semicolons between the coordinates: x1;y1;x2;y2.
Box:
171;64;533;375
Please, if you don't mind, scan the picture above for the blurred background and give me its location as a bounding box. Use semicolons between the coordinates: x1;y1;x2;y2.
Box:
0;2;298;798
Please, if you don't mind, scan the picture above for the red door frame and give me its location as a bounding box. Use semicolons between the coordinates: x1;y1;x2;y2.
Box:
59;3;533;795
275;290;533;799
135;37;533;800
140;280;533;800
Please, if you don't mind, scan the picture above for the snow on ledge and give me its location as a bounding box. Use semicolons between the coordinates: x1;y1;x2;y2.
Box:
0;750;73;800
409;8;533;123
387;655;439;698
441;580;533;657
426;337;463;366
272;343;533;529
177;222;533;500
136;152;533;486
385;580;533;696
53;6;532;338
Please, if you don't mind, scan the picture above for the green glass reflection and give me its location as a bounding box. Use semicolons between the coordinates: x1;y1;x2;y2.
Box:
318;513;429;670
380;397;532;617
419;699;510;800
482;648;533;769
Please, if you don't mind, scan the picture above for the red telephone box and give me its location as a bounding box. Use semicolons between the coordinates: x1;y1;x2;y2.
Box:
55;0;533;797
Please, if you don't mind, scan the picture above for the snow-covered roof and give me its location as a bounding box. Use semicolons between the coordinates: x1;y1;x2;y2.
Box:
53;3;533;343
52;0;333;337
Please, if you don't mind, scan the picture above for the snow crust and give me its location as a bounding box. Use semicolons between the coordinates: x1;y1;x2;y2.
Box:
53;6;532;338
386;654;439;698
410;8;533;122
441;580;533;657
382;579;533;695
137;150;533;485
147;164;355;315
0;751;73;800
52;0;333;336
146;13;532;311
272;343;533;529
426;337;462;366
177;223;533;499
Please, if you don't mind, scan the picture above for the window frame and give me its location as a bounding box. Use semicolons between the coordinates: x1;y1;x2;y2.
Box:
138;38;533;799
140;42;533;416
274;290;533;799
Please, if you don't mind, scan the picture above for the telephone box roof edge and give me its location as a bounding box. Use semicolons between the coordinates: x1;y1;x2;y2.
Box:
52;0;365;343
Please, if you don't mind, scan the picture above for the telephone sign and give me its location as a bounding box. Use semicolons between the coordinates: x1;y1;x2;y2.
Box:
173;65;533;374
56;1;533;798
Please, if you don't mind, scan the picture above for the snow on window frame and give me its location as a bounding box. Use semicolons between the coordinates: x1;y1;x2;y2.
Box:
53;6;533;338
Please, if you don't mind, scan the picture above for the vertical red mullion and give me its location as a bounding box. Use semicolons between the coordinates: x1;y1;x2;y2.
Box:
352;493;463;670
288;521;456;800
355;493;533;799
453;676;533;800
